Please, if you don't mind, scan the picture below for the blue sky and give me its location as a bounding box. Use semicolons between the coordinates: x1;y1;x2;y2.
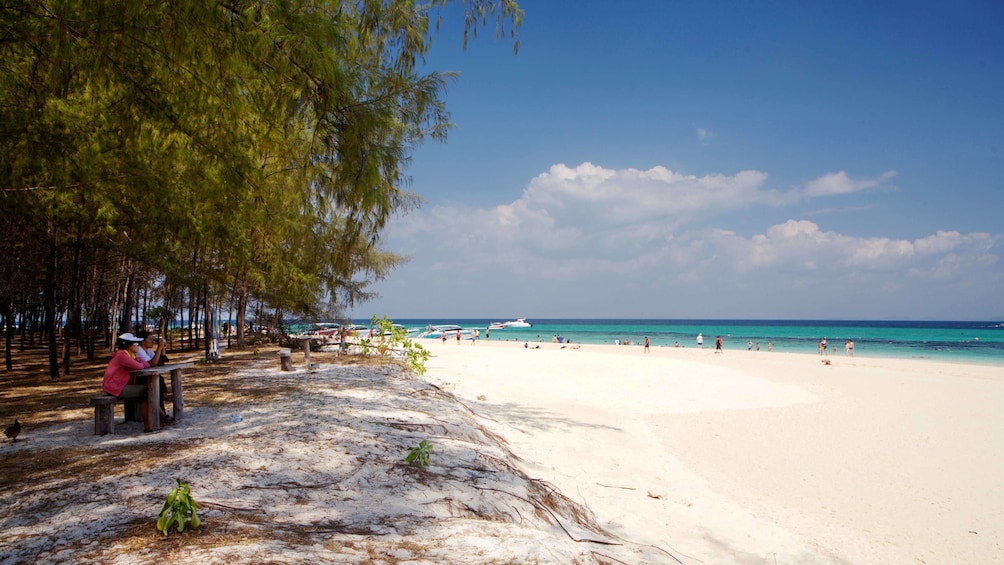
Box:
353;1;1004;320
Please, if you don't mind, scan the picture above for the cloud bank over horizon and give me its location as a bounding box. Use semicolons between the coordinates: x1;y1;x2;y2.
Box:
365;162;1002;320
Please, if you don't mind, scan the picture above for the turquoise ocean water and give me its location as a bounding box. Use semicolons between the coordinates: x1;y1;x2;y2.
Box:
370;319;1004;366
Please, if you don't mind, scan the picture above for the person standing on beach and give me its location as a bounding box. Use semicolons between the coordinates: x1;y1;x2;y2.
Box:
456;330;461;344
697;333;704;348
715;336;723;353
819;338;827;355
644;336;650;353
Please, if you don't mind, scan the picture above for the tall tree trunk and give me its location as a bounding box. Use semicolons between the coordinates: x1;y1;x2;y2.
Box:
226;274;237;349
203;282;211;361
187;285;195;349
44;219;59;379
236;269;248;348
119;260;135;336
63;221;84;374
4;318;11;371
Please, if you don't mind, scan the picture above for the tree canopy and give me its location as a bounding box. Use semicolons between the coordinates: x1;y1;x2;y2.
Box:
0;0;521;374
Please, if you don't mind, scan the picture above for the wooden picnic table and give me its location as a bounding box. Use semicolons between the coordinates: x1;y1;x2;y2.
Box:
131;362;194;432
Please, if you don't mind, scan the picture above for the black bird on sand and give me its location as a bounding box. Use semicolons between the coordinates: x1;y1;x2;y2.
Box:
4;419;21;442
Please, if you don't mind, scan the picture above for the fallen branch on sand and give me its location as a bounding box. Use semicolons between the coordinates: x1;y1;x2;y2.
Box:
597;483;636;490
197;500;266;514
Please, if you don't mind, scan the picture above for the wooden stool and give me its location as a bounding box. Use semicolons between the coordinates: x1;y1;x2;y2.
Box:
279;348;293;371
90;395;118;435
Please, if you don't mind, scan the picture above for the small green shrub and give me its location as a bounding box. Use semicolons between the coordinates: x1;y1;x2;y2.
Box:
406;439;433;467
365;315;431;375
157;478;201;536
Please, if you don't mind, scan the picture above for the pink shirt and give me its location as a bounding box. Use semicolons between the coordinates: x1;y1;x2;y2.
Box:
102;350;150;396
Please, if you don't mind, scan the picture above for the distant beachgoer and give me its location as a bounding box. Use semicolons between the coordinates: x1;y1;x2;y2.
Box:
486;328;490;340
537;335;541;343
846;340;854;356
472;328;478;345
644;336;650;353
456;330;461;344
614;339;620;346
524;341;528;349
756;342;761;351
697;333;704;348
441;332;447;343
747;340;753;351
552;335;558;343
674;341;679;347
819;338;827;355
768;340;773;352
715;336;723;352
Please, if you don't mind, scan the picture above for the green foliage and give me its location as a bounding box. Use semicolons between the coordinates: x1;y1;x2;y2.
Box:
406;439;433;467
157;479;201;537
0;2;521;372
360;315;431;375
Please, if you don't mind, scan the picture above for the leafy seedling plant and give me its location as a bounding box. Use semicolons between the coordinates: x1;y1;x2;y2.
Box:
157;478;201;536
406;439;433;467
365;315;431;375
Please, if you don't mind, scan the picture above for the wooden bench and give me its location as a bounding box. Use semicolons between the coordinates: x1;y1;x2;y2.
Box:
90;362;193;435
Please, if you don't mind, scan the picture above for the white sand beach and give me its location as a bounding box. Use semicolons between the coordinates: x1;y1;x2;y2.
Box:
422;338;1004;564
2;341;1002;564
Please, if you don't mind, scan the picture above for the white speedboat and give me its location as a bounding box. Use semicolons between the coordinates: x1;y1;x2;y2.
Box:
490;318;532;329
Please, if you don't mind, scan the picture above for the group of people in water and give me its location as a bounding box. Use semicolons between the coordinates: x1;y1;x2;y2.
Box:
818;337;855;356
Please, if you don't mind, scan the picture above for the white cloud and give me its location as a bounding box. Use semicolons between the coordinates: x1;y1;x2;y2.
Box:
372;163;1003;318
520;162;772;227
697;127;713;141
803;170;897;197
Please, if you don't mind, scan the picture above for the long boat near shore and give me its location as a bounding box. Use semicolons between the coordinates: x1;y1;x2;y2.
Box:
416;324;477;340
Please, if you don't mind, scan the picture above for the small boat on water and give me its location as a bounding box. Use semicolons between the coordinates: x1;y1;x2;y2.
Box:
489;318;532;329
417;324;475;339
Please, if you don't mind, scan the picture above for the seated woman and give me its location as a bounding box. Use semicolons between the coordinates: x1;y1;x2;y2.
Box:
102;333;169;430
